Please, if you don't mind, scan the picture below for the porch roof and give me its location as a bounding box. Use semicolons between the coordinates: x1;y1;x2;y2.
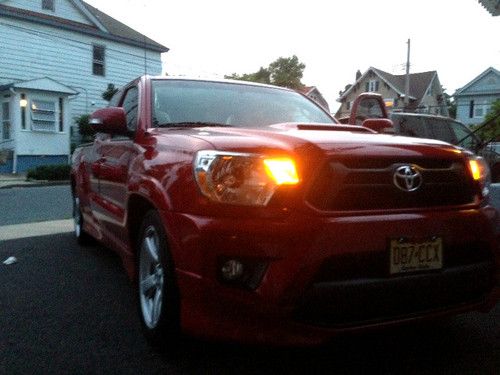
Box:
0;77;78;95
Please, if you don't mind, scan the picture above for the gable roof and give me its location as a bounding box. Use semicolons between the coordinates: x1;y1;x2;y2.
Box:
80;1;168;52
0;1;168;52
454;67;500;96
338;67;438;107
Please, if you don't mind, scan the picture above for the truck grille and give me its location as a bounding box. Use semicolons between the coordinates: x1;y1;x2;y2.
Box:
306;157;475;211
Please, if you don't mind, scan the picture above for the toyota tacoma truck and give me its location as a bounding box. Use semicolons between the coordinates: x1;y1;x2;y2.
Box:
71;76;499;346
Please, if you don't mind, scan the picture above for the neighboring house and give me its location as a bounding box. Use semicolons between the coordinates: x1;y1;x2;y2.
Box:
478;0;500;16
0;0;168;173
296;86;330;111
454;67;500;126
336;67;448;120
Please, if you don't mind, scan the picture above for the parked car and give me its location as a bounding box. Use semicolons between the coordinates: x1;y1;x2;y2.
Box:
339;93;499;182
71;76;499;347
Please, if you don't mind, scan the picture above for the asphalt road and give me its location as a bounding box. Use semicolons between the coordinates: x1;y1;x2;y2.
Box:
0;185;72;226
1;232;499;375
0;184;499;374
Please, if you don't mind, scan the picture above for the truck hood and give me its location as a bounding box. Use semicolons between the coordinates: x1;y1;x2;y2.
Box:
151;123;461;160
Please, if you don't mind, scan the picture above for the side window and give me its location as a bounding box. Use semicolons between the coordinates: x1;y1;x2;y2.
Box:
108;90;122;107
394;116;428;138
450;121;478;150
427;119;455;144
121;86;139;132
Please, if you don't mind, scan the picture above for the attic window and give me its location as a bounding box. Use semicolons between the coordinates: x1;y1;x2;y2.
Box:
42;0;55;11
92;45;106;76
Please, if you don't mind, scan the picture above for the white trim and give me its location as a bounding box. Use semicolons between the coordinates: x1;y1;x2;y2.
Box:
454;67;500;96
69;0;108;33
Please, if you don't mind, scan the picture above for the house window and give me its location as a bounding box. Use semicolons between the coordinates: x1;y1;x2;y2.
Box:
42;0;55;11
93;45;106;76
469;100;474;118
1;102;11;140
346;101;351;111
366;80;379;92
58;98;64;132
20;93;27;130
31;100;56;132
474;102;489;118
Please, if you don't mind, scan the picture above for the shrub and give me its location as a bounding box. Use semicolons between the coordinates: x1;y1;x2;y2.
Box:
26;164;71;181
75;114;95;142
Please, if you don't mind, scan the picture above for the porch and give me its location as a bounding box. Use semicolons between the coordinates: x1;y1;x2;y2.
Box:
0;77;77;173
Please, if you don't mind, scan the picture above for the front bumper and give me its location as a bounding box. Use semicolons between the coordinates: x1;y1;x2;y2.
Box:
160;206;500;345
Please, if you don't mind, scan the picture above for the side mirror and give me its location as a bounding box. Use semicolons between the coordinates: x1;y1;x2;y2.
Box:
362;118;394;133
90;107;128;135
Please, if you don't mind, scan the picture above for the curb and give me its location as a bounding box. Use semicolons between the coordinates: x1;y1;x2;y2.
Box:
0;180;70;189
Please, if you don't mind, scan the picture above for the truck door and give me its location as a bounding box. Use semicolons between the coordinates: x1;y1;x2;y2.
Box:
92;85;139;246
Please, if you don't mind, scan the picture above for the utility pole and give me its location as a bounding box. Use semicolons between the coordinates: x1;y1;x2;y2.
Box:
404;39;411;108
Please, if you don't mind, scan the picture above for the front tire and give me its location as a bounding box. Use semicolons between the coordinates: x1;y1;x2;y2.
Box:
137;210;180;347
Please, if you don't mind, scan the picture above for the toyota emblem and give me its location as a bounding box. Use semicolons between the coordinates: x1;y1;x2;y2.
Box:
393;165;422;192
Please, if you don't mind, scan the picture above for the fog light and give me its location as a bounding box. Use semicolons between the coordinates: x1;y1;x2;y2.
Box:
221;259;244;281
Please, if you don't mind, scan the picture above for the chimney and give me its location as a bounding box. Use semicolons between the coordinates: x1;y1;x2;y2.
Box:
356;70;362;81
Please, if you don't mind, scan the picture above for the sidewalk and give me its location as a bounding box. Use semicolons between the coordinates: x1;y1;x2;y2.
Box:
0;173;70;189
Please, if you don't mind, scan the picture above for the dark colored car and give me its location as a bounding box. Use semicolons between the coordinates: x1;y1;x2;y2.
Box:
71;77;499;346
339;93;499;182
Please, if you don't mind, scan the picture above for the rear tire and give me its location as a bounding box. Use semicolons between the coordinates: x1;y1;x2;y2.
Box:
73;195;93;245
137;210;181;348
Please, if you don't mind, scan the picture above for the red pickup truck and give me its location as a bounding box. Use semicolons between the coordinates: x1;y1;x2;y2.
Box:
71;76;499;346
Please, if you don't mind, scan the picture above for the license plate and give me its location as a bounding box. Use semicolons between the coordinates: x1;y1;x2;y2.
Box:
390;237;443;274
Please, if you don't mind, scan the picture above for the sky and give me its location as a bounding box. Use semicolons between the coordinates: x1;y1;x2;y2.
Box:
85;0;499;112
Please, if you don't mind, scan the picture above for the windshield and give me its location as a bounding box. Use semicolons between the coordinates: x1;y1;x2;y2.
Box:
151;80;335;128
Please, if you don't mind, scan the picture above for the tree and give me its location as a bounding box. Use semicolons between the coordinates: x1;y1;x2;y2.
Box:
225;55;306;89
268;55;305;89
225;67;271;84
75;114;95;142
102;83;119;102
443;92;456;119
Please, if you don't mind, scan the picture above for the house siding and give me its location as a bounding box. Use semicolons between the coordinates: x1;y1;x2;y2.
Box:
0;16;162;121
2;0;93;25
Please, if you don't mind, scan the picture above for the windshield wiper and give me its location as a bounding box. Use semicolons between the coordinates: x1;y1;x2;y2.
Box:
154;121;233;128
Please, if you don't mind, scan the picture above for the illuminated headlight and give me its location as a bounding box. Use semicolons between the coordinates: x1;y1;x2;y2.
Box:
468;156;491;197
194;150;299;206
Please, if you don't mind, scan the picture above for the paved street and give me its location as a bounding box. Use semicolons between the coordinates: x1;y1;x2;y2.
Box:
1;232;499;374
0;184;499;374
0;185;72;226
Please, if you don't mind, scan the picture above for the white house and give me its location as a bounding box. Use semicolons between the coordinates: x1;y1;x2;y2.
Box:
0;0;168;173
